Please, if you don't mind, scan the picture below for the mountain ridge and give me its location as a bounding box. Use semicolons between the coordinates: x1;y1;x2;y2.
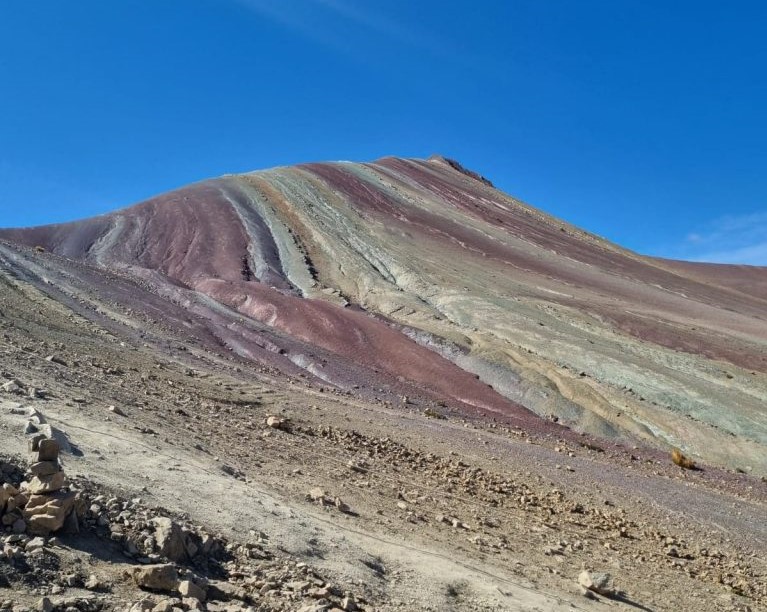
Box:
1;155;766;474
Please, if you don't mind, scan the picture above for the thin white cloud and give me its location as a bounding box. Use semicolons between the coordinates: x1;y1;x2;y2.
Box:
314;0;449;56
232;0;476;68
688;241;767;265
233;0;350;52
659;211;767;265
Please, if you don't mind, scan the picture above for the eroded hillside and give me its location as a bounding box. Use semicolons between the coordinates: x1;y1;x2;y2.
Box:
2;156;766;474
0;237;765;611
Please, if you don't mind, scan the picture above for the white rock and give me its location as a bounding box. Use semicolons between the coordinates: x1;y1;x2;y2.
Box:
578;570;613;595
25;537;46;551
2;380;21;393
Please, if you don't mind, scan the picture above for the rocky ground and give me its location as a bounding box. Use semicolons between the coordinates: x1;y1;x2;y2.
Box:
0;257;765;612
0;449;368;612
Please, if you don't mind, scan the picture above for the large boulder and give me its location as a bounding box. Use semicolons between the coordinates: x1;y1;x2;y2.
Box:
152;517;187;562
130;564;179;592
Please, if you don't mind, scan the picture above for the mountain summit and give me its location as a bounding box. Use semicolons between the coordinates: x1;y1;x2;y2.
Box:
1;156;766;473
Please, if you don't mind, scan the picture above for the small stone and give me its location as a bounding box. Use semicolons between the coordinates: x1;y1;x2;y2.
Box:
27;471;66;494
84;574;101;590
334;497;351;513
37;439;60;462
108;405;126;416
64;574;78;586
128;598;156;612
181;597;203;611
2;380;21;393
308;487;325;502
207;580;248;602
131;563;179;591
259;582;277;595
178;580;207;602
25;537;46;551
29;433;46;452
265;416;285;430
578;570;613;595
28;461;60;477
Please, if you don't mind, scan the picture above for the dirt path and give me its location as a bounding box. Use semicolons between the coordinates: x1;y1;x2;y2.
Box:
1;399;590;611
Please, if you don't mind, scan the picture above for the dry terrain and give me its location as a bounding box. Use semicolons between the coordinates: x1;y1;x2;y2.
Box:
0;156;765;611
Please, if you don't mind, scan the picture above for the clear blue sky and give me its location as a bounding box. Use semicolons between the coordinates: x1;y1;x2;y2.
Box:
1;1;766;264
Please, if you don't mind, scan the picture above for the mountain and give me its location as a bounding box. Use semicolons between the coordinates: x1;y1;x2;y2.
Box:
3;155;765;473
1;156;766;610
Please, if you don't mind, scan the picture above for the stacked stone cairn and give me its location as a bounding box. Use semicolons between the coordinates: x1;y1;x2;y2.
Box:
1;434;78;537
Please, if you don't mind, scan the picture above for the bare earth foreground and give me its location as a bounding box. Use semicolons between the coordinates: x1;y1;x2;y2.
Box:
0;156;765;611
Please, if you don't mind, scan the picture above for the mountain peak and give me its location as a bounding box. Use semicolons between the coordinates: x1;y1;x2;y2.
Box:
1;155;766;476
426;154;495;187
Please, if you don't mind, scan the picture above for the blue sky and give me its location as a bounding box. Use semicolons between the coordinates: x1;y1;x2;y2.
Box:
1;1;766;264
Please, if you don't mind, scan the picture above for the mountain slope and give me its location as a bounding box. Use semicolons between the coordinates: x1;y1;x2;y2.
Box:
2;155;766;474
